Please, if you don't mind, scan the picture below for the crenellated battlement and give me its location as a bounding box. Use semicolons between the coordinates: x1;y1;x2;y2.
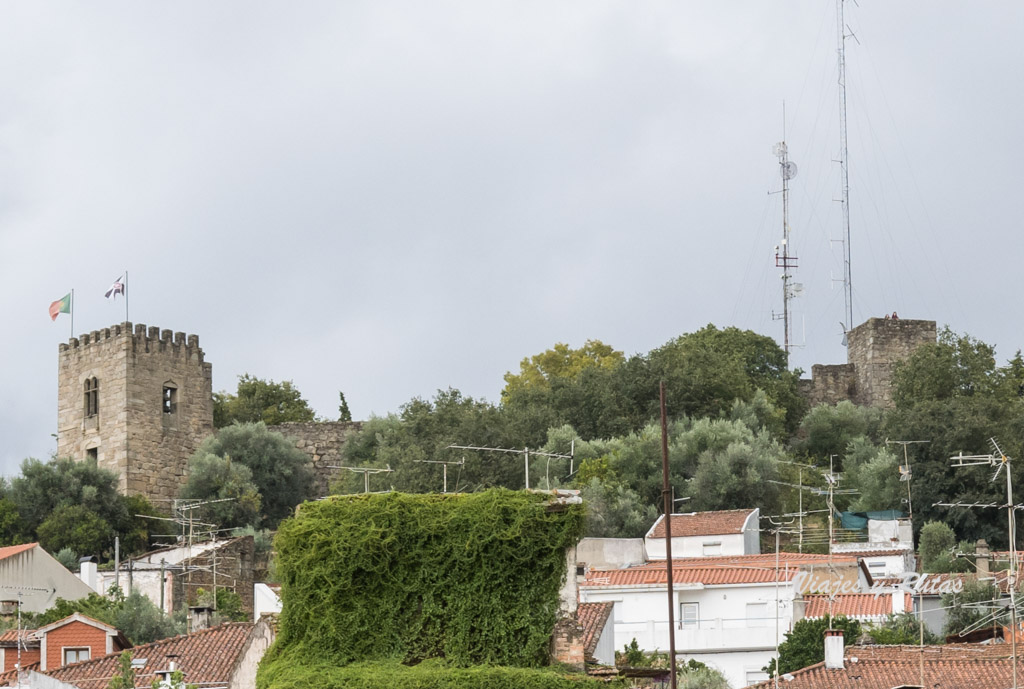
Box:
59;322;206;365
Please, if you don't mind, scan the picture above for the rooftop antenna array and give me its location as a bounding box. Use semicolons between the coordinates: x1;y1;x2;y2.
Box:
414;457;465;493
935;438;1020;689
325;465;394;494
771;110;801;356
446;444;573;491
885;439;930;519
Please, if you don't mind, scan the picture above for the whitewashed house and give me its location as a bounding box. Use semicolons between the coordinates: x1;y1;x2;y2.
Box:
644;509;760;560
579;552;858;689
831;542;915;579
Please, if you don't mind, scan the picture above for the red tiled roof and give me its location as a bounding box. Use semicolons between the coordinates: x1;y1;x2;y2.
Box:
0;662;39;686
632;552;859;569
0;544;36;562
648;509;755;539
745;645;1016;688
803;593;911;619
837;548;911;558
0;628;38;649
577;602;612;660
40;622;255;689
583;565;799;588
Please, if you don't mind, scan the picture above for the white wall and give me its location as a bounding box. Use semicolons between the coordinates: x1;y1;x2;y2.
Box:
576;538;646;569
646;533;746;560
254;583;281;621
592;612;616;666
581;581;795;687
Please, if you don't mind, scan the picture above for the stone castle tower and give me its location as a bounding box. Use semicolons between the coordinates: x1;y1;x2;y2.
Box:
57;322;214;504
800;317;937;408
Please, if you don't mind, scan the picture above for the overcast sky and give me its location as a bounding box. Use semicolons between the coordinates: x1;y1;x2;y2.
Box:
2;2;1022;474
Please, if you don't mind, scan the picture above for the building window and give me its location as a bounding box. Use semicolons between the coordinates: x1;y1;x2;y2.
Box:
746;670;769;684
702;541;722;556
63;648;90;665
746;602;770;627
86;447;98;463
163;384;177;415
680;602;699;628
83;377;99;417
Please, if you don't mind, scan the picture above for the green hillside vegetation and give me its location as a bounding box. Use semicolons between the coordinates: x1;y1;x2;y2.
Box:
257;490;607;689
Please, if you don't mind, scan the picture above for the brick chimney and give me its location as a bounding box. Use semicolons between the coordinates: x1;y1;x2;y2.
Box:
976;539;990;576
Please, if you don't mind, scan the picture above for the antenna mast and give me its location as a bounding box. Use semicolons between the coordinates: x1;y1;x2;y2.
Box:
773;112;799;355
836;0;854;336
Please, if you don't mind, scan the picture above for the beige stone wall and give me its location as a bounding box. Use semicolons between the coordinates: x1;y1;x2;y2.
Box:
846;318;936;407
799;318;936;409
57;322;214;505
267;421;363;497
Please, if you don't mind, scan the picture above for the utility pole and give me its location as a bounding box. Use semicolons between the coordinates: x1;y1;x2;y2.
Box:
765;516;797;689
835;0;855;337
885;439;929;520
659;382;677;689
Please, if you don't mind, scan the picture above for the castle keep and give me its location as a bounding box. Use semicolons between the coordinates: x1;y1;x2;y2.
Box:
800;317;937;408
57;323;214;504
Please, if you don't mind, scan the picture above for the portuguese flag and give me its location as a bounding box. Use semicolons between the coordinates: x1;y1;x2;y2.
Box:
49;293;71;321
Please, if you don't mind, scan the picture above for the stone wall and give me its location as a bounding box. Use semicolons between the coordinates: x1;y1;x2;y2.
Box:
267;421;364;497
57;322;214;504
799;318;936;409
173;535;257;615
846;318;936;407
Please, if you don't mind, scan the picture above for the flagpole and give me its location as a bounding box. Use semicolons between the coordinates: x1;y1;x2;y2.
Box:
124;270;129;323
70;289;74;338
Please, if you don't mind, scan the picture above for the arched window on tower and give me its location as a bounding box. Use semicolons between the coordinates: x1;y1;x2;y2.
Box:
163;382;178;415
83;377;99;417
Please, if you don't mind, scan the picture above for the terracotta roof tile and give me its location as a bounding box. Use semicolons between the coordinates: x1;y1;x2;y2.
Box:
648;509;755;539
577;602;612;660
39;622;255;689
583;565;799;588
745;646;1017;688
803;593;912;619
633;552;859;569
0;544;36;562
0;662;39;686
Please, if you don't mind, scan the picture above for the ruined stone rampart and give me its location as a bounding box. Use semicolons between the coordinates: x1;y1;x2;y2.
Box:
267;421;364;497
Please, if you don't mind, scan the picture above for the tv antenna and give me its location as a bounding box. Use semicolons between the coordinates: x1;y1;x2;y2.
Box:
937;438;1019;688
325;465;394;494
770;113;800;356
885;439;929;519
415;458;465;493
447;444;573;491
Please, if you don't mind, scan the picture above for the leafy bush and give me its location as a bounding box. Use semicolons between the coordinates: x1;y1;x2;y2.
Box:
257;659;611;689
264;490;584;679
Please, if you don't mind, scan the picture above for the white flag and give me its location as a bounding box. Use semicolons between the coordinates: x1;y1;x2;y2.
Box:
105;275;125;300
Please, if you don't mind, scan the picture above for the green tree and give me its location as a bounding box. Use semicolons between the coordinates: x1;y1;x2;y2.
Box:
107;650;136;689
645;325;805;433
678;659;730;689
764;616;861;677
213;374;317;428
892;328;1000;407
919;521;957;572
54;547;78;571
37;505;112;557
338;391;352;422
943;578;999;637
115;591;182;644
688;437;783;515
845;439;903;512
0;498;27;546
193;423;312;527
502;340;625;400
179;453;261;529
794;401;883;463
578;478;658;538
868;612;940;645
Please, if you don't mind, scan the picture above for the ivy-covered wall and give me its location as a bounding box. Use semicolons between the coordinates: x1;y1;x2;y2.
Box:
258;490;601;689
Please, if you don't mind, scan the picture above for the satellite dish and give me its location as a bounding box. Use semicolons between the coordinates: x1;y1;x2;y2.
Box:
791;283;805;296
772;142;788;158
781;161;798;180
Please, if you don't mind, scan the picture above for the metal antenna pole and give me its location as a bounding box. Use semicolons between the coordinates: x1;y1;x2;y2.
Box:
447;444;573;492
886;440;930;520
415;458;466;493
836;0;854;334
